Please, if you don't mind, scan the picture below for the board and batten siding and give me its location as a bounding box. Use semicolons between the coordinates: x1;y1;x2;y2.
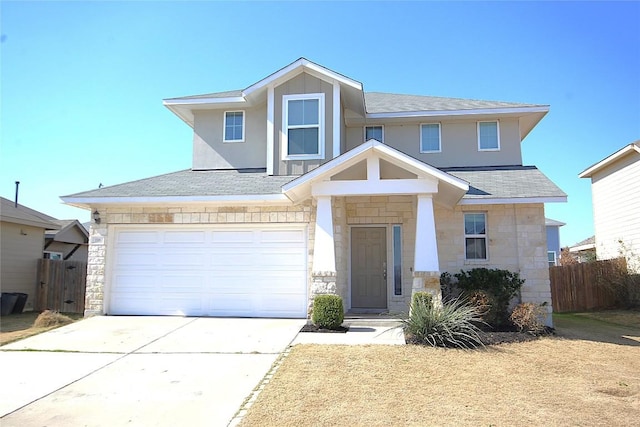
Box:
0;222;45;311
591;152;640;270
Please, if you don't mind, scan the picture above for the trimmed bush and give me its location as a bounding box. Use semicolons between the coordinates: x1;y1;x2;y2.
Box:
510;303;547;334
403;296;485;349
412;291;433;311
454;268;524;326
311;295;344;329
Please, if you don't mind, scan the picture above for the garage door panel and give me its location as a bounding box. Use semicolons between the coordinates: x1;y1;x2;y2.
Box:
109;226;307;318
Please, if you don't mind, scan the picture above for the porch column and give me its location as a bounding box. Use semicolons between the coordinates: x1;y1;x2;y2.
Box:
413;194;442;306
310;196;337;313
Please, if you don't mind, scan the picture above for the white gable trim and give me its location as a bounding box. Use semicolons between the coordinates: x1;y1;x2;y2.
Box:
579;142;640;178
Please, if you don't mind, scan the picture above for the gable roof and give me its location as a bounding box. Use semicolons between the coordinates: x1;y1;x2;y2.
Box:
163;58;549;138
578;140;640;178
569;236;596;253
45;219;90;242
0;196;60;229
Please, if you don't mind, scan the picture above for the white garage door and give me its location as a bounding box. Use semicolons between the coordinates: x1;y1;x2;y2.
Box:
108;226;307;318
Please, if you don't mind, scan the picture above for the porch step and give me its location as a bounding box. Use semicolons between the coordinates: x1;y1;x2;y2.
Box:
343;314;404;328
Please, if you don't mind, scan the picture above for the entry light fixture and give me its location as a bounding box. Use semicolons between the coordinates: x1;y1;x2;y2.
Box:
93;210;101;224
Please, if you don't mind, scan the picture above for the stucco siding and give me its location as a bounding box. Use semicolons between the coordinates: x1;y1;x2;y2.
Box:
192;105;267;170
0;222;44;311
591;151;640;270
273;72;335;175
346;118;523;167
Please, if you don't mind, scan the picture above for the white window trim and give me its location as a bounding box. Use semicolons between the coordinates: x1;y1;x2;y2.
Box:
364;125;384;143
464;212;488;261
282;93;325;160
477;120;500;151
420;122;442;153
548;251;557;267
223;110;245;143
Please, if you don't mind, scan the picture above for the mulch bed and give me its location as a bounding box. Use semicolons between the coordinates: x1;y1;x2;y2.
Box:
479;325;555;345
300;324;349;333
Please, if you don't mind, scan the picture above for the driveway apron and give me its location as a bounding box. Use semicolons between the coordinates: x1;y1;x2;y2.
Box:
0;316;304;427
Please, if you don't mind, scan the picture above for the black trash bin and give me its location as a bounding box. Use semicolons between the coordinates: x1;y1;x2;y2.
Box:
1;293;18;316
10;293;28;314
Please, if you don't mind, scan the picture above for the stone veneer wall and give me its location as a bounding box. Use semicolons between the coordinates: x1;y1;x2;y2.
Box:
84;203;314;316
435;203;552;322
340;195;416;313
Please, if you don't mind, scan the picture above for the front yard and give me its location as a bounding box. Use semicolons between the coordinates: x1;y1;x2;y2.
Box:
0;311;83;346
238;312;640;426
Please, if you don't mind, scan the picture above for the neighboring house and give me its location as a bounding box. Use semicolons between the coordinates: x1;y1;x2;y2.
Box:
545;218;565;266
0;196;59;311
44;220;89;262
579;141;640;272
62;58;566;321
568;236;596;263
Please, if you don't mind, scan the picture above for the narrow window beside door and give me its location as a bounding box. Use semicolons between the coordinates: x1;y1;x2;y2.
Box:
393;225;402;295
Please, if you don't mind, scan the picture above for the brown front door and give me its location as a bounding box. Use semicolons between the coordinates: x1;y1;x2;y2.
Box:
351;227;387;309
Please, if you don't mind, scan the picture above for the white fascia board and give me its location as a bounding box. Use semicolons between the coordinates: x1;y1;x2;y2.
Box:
366;106;549;120
61;194;291;206
459;196;567;205
162;96;247;106
578;143;640;178
312;179;438;197
244;58;362;97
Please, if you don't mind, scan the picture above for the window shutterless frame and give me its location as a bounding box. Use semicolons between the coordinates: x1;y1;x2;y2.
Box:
223;111;245;143
364;125;384;143
464;212;488;260
282;93;325;160
420;123;441;153
477;121;500;151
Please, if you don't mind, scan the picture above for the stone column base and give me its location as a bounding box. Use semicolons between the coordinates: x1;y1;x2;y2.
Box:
412;271;442;308
309;271;337;316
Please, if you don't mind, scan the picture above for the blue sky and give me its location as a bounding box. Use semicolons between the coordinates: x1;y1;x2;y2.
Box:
1;1;638;247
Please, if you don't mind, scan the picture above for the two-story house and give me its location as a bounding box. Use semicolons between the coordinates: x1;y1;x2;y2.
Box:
63;58;566;321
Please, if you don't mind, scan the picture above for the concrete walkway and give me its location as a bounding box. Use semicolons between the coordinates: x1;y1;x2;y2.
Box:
0;316;304;427
292;318;405;345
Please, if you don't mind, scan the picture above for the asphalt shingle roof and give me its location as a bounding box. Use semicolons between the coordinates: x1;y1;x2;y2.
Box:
364;92;544;114
0;196;59;228
64;169;297;198
64;166;564;201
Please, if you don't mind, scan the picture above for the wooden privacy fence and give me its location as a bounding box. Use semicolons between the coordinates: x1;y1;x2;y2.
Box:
549;258;626;313
36;259;87;314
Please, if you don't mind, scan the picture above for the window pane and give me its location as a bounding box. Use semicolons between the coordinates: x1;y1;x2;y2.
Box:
288;128;319;155
421;124;440;151
465;238;487;259
288;99;319;126
225;112;243;140
366;126;383;142
479;122;498;149
393;225;402;296
464;213;485;235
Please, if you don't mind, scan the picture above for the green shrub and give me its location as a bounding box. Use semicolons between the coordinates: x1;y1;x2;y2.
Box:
311;295;344;329
412;291;433;311
403;297;485;349
510;303;547;334
454;268;524;326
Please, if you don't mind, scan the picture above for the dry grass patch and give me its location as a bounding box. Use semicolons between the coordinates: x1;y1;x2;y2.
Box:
239;338;640;426
576;310;640;328
0;311;82;346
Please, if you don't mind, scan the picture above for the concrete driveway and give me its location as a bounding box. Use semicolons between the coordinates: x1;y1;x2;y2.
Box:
0;316;305;427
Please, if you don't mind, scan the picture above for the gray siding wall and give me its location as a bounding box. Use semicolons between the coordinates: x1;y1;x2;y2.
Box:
0;222;45;311
274;72;335;175
346;118;523;168
192;104;267;170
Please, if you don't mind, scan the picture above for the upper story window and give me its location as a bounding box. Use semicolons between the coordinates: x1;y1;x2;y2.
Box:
464;212;487;260
223;111;245;142
420;123;441;153
478;121;500;151
283;93;324;159
365;125;384;142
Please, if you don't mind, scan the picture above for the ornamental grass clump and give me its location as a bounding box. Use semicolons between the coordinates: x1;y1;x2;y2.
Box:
403;297;485;349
